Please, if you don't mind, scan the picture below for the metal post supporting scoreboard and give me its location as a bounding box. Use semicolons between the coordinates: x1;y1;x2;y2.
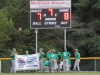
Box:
64;28;66;49
35;29;38;73
35;29;38;53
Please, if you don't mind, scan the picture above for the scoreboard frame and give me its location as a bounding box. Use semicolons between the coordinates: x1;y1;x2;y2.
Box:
30;0;71;29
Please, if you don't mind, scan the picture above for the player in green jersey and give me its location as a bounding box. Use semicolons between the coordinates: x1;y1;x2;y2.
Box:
50;49;58;72
73;49;80;72
10;48;18;73
39;48;45;72
43;59;50;72
62;48;71;72
46;48;52;60
57;52;61;72
46;48;52;72
23;50;30;73
24;50;29;56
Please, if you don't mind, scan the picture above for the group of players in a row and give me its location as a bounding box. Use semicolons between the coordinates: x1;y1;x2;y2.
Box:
10;48;80;73
39;48;80;72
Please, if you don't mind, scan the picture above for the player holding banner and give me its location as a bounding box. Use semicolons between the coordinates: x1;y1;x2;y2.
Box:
23;50;30;73
10;48;18;73
39;48;45;72
73;49;81;72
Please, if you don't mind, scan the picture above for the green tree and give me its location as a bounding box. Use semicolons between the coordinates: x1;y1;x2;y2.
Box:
0;10;14;57
4;0;30;29
67;0;100;56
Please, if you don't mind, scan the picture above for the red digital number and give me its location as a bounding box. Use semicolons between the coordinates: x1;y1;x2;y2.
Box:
48;9;53;16
37;13;42;20
64;13;69;20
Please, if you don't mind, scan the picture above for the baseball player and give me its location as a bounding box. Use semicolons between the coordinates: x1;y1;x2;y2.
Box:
46;48;52;72
50;49;58;73
62;48;71;72
46;48;52;60
39;48;45;72
73;49;80;72
10;48;18;73
43;58;50;72
23;50;30;73
57;52;62;72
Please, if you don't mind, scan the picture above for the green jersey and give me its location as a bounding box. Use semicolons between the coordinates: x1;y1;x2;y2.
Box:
46;52;51;60
50;53;58;59
62;52;70;59
11;52;15;60
43;59;50;66
75;52;80;59
39;52;44;59
57;54;61;60
68;58;71;66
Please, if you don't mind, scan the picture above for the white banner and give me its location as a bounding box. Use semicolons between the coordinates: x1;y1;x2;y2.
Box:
30;1;71;8
15;53;40;71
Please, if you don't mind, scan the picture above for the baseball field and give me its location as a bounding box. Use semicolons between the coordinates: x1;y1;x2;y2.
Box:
0;72;100;75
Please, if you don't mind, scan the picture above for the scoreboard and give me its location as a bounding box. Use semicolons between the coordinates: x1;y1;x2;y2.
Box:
30;0;71;29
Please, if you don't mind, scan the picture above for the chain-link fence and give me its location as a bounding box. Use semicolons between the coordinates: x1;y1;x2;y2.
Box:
1;59;100;73
70;60;100;71
1;60;11;73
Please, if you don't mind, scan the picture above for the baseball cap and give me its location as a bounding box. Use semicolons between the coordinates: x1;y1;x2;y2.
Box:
12;48;16;51
58;52;61;55
25;50;28;52
75;49;78;51
52;49;56;52
39;48;43;51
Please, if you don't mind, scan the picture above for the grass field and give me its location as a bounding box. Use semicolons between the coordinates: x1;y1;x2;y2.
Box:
0;72;100;75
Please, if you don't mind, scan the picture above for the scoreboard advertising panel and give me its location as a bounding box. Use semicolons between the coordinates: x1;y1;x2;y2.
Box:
30;0;71;29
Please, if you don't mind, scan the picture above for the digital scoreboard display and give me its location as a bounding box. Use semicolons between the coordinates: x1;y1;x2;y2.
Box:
30;1;71;29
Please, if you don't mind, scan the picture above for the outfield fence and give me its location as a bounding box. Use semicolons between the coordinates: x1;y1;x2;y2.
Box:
0;57;100;73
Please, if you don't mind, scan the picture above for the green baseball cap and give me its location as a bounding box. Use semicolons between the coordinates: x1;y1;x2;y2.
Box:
52;49;56;52
39;48;43;51
12;48;16;51
64;48;67;51
25;50;28;52
58;52;61;55
75;49;78;51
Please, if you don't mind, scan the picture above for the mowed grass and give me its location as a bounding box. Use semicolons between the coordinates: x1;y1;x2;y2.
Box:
0;72;100;75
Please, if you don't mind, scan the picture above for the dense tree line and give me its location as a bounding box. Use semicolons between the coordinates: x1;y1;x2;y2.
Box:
0;0;100;57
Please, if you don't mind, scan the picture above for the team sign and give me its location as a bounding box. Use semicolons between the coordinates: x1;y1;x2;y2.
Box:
15;54;40;71
30;0;71;29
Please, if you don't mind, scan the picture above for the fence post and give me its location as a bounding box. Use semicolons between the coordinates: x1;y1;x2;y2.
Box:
0;60;1;73
94;59;96;71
